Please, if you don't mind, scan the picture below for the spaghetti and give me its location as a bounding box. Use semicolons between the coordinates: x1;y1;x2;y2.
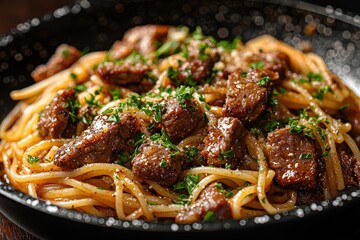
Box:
1;25;360;223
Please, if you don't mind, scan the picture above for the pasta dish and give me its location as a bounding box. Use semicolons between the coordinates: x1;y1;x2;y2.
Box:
0;25;359;223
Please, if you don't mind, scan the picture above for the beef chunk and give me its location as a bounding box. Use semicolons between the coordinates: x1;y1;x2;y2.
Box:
266;127;318;190
337;142;359;186
95;61;153;93
296;167;326;205
95;62;150;85
178;58;211;84
248;51;291;79
54;113;142;170
178;38;219;85
131;141;183;186
175;183;232;224
31;44;81;82
201;117;246;168
225;50;290;79
38;88;76;139
110;25;171;60
160;98;203;142
223;69;277;124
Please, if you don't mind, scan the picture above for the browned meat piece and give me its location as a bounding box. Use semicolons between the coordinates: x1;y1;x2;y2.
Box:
178;38;219;85
225;50;291;78
337;143;359;186
266;127;318;190
125;79;155;94
31;44;81;82
38;88;76;139
160;98;204;142
110;25;171;60
95;61;154;93
54;113;142;170
201;117;246;168
95;62;150;86
296;163;325;205
178;58;211;84
248;51;291;79
131;141;183;186
175;183;232;223
223;69;277;124
186;38;217;59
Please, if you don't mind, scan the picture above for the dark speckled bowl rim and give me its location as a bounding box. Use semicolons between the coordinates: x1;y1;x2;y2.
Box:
0;0;360;234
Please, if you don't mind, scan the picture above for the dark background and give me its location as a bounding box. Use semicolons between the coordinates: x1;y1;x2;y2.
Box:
0;0;359;36
0;0;359;239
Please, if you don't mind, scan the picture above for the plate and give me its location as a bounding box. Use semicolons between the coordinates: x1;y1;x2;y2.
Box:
0;0;360;239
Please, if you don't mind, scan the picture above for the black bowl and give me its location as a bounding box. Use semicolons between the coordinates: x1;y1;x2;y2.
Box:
1;0;360;239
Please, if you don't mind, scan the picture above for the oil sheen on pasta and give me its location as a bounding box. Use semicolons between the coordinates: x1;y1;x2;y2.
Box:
1;25;360;223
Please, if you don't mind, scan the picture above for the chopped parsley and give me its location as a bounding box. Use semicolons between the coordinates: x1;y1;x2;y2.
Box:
84;94;102;108
173;174;199;194
288;118;305;134
110;88;122;101
219;149;234;160
192;26;204;40
151;129;179;155
159;159;168;168
217;36;242;51
307;72;323;82
203;211;217;221
27;155;40;164
155;40;179;58
264;119;280;133
74;84;87;93
67;98;80;123
116;151;129;166
250;127;262;139
300;153;313;159
339;104;350;111
183;146;199;162
317;126;326;141
167;66;180;86
249;61;264;69
198;93;205;102
70;72;78;80
258;76;271;86
215;182;233;197
175;86;194;108
107;110;121;122
61;49;70;57
294;72;323;84
312;86;333;100
176;194;191;205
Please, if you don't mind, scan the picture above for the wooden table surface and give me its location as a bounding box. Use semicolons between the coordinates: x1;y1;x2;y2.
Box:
0;2;75;239
0;213;38;240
